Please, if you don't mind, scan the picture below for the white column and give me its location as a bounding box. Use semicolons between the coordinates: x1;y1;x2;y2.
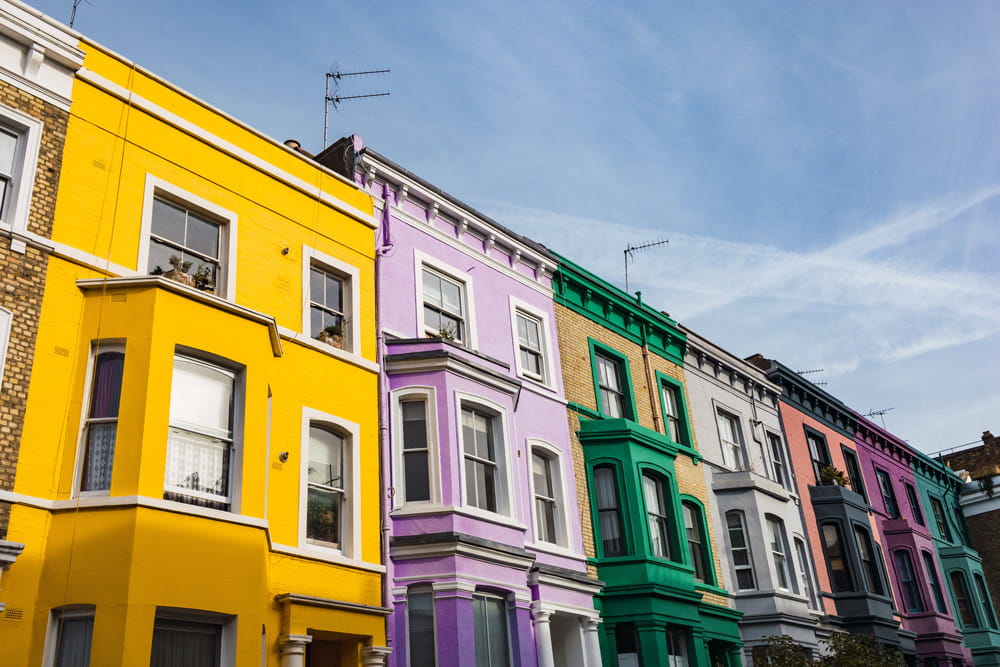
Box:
581;617;603;667
361;646;392;667
532;607;556;667
278;634;311;667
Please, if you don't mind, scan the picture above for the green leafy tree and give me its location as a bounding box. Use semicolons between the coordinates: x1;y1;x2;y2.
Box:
758;632;904;667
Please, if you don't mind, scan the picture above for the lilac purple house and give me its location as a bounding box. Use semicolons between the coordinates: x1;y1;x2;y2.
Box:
319;136;603;667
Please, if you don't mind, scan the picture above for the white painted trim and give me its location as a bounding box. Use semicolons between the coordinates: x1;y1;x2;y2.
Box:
299;407;362;561
0;306;10;389
0;490;269;528
275;325;377;372
77;67;376;228
300;244;362;355
362;156;555;273
531;599;601;619
268;542;385;574
0;102;41;252
508;296;556;390
413;249;479;349
392;205;552;297
525;540;589;563
394;573;531;595
389;386;441;509
138;174;239;301
526;439;572;550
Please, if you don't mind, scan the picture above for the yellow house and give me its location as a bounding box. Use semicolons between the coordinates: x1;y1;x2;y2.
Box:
0;34;388;667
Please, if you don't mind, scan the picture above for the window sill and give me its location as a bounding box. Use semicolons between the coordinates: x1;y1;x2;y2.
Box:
525;540;589;562
694;582;730;597
271;542;385;573
277;326;378;373
454;505;528;531
390;502;449;517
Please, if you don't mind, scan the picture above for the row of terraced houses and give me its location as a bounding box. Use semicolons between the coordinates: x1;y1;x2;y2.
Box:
0;2;997;666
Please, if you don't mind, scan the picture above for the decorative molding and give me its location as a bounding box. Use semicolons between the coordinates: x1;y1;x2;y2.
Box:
274;593;391;616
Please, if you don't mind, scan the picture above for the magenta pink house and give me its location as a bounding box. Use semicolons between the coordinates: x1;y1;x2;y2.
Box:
319;136;603;667
852;415;970;665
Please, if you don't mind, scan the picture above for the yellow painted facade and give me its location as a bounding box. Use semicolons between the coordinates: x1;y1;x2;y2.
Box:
0;39;387;666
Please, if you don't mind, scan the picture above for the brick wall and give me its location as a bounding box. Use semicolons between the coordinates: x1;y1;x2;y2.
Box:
945;431;1000;479
554;303;729;607
0;81;67;537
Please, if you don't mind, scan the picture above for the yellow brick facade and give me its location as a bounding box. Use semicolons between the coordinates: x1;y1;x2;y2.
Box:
555;301;730;608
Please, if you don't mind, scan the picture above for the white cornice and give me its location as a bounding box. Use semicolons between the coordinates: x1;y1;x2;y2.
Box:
385;352;522;396
76;67;376;229
391;540;536;571
363;156;556;271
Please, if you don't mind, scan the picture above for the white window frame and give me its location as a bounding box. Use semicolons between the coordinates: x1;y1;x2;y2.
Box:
137;174;238;300
163;352;243;510
150;607;236;667
0;103;42;254
298;407;361;561
726;510;756;591
715;408;746;471
73;340;126;497
301;244;361;355
0;307;10;385
42;605;95;667
414;250;478;348
766;516;794;592
508;297;555;388
455;391;512;518
765;430;788;488
527;440;570;548
390;386;441;508
794;536;820;610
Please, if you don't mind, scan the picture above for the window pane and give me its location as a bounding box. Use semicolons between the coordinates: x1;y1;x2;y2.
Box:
0;129;16;176
402;401;428;450
441;279;462;314
923;551;949;614
822;523;853;592
595;467;624;556
311;268;325;302
325;273;343;312
976;574;999;629
82;423;117;492
170;358;234;435
408;590;437;666
307;486;340;545
309;428;343;488
951;571;978;627
148;237;179;275
54;616;93;667
165;427;229;498
532;454;553;497
185;211;220;259
403;451;430;502
150;619;221;667
151;198;186;243
472;595;510;667
90;352;124;418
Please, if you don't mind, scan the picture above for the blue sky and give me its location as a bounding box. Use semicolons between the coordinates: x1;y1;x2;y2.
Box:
36;0;1000;453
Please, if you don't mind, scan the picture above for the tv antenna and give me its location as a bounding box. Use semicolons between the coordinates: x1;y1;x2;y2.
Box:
69;0;90;28
323;64;390;146
624;238;668;294
795;368;827;386
864;407;895;429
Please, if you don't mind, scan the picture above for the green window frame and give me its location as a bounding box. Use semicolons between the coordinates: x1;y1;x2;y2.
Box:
587;340;636;420
680;496;716;586
655;371;696;451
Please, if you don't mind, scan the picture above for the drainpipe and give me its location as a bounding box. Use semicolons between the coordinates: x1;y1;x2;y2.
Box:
375;176;395;654
635;294;661;434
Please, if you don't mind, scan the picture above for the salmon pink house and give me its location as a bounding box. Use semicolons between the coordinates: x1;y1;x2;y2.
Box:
320;136;603;667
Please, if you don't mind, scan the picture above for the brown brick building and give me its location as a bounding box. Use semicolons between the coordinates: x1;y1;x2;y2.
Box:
0;0;82;601
945;430;1000;618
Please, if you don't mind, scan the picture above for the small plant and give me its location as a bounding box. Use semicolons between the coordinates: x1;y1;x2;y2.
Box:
168;255;193;273
436;323;458;341
318;323;345;349
820;465;850;487
193;263;215;292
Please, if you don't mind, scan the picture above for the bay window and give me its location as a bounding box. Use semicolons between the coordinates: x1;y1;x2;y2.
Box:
164;355;238;509
643;473;673;559
594;465;625;557
726;510;756;590
80;346;124;492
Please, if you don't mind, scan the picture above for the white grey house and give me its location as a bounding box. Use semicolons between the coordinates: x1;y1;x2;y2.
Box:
680;327;825;663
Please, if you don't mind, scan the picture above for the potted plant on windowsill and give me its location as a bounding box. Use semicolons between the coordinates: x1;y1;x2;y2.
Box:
435;323;458;341
820;465;850;487
193;263;215;294
318;323;345;349
161;255;194;287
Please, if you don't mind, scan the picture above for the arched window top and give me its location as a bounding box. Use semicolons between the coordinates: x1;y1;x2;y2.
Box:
682;500;712;584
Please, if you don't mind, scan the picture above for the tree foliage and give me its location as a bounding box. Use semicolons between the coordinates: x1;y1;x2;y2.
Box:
758;632;904;666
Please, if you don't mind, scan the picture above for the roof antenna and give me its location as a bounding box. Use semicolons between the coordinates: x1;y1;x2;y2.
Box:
323;63;390;147
69;0;90;28
624;238;668;294
863;407;895;429
795;368;827;387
